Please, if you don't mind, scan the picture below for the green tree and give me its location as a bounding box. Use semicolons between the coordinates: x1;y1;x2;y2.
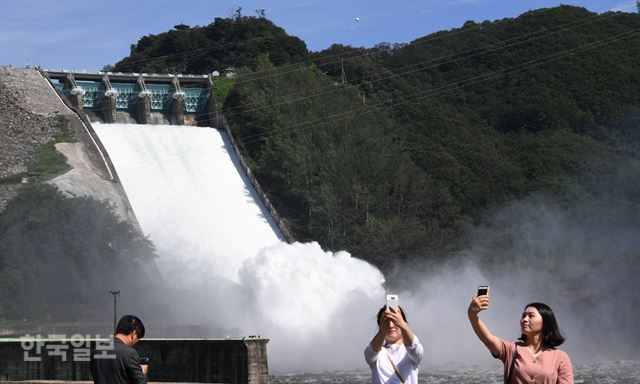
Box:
0;184;158;321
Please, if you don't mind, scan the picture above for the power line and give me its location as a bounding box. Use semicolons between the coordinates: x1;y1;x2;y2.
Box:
110;6;575;83
169;10;622;124
215;10;622;120
89;8;626;127
90;26;640;170
229;8;618;86
234;28;640;147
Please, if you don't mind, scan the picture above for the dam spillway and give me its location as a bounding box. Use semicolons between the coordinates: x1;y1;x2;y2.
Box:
92;123;283;283
40;67;386;371
90;122;386;371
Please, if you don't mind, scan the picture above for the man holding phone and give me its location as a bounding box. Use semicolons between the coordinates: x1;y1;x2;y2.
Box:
364;295;424;384
90;315;148;384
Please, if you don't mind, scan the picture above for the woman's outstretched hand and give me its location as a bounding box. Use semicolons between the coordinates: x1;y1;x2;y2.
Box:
378;313;391;333
468;294;490;316
387;307;408;330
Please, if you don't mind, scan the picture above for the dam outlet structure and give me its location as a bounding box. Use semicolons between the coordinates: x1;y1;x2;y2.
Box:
45;70;214;126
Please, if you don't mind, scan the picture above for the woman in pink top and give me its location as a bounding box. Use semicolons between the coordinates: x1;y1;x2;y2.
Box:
468;297;573;384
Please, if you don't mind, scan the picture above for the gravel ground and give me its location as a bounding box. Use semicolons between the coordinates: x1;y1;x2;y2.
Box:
0;67;72;116
0;67;74;209
0;67;70;182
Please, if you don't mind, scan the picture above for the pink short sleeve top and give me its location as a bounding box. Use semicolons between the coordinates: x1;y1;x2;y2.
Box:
496;338;573;384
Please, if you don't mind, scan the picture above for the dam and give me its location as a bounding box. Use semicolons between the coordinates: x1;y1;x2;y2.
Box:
0;69;280;383
0;67;386;380
46;70;213;126
42;69;294;242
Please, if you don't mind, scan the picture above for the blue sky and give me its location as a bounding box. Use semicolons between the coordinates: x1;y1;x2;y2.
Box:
1;0;637;72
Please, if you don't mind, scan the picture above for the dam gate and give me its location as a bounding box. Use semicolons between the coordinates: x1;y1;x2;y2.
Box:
45;70;217;126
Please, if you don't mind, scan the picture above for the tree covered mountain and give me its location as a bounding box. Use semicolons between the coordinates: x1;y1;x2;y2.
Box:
108;6;640;271
111;8;308;73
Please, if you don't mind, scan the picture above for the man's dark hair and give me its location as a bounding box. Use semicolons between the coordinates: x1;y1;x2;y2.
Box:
376;306;407;325
519;302;564;348
116;315;145;338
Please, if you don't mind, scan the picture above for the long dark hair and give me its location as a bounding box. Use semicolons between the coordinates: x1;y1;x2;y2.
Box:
519;302;564;348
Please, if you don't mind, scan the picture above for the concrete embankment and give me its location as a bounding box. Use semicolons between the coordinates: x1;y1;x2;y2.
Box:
0;338;268;384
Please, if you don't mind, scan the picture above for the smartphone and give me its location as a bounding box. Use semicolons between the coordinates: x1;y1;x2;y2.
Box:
477;286;490;296
386;294;399;310
139;357;149;365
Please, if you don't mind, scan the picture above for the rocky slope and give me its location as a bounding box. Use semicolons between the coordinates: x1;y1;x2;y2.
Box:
0;67;73;175
0;66;136;223
0;67;73;209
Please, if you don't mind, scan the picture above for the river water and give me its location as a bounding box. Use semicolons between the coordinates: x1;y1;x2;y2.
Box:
271;361;640;383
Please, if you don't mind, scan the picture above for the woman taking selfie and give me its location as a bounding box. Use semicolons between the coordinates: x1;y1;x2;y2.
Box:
364;306;423;384
468;295;573;384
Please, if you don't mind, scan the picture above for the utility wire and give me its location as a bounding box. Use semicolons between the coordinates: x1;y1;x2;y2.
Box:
235;28;640;147
109;6;585;83
229;9;618;86
171;10;622;123
92;9;626;129
216;10;623;119
94;26;640;173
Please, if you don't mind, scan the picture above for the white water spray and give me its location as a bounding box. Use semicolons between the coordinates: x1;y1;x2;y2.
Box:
92;123;386;371
87;123;639;372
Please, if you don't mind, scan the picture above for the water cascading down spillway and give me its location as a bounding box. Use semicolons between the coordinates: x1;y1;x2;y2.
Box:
91;123;386;370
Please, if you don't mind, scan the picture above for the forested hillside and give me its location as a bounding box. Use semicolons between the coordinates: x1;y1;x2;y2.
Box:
111;8;308;73
111;6;640;271
0;185;160;321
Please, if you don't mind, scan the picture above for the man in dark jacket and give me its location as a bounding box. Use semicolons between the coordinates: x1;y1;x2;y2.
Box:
90;315;148;384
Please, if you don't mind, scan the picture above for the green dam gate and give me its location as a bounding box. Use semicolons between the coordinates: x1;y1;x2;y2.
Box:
45;70;218;126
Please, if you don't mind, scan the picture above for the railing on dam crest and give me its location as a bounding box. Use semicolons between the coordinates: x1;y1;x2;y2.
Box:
44;70;216;126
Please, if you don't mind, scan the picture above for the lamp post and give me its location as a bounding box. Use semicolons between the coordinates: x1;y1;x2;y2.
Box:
109;290;120;333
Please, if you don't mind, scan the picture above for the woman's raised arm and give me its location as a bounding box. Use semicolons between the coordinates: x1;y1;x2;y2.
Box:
468;295;502;357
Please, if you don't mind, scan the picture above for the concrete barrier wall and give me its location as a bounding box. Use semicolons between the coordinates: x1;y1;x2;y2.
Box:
0;338;268;384
217;114;295;243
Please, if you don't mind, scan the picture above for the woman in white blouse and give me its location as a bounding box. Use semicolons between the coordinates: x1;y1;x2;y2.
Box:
364;306;424;384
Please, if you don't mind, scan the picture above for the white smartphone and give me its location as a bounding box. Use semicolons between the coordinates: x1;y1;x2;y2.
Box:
386;294;399;310
477;285;490;296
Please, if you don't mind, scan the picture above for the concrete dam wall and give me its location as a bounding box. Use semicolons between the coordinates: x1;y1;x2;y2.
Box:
0;338;268;383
